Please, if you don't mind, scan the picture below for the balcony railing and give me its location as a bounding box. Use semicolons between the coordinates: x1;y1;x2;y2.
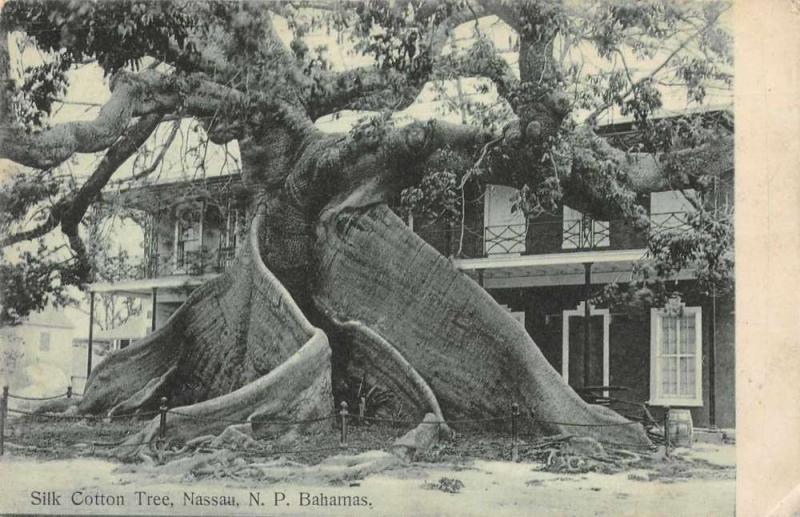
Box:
413;212;690;260
139;247;237;279
484;224;527;255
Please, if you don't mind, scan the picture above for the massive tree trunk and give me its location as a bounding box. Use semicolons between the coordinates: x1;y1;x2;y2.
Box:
58;0;665;456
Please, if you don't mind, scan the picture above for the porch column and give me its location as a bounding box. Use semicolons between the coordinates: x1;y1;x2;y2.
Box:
199;200;206;271
709;290;718;429
583;262;593;388
86;291;95;380
151;287;158;331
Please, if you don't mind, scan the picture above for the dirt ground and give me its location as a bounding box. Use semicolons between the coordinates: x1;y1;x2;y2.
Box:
0;442;735;516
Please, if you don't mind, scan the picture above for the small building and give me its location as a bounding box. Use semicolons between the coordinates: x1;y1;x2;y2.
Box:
0;307;75;397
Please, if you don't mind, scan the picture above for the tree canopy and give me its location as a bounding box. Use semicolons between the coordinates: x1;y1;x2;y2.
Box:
0;0;733;324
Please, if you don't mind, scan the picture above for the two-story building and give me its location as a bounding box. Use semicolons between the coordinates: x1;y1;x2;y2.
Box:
87;174;249;333
407;110;734;431
85;112;734;432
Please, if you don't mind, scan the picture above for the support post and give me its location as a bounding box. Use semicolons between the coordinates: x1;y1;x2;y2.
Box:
477;268;485;288
339;401;349;447
151;288;158;332
87;291;95;380
199;200;206;272
664;408;671;457
447;220;455;256
359;396;366;425
511;403;520;462
583;262;593;388
159;397;168;439
709;291;717;430
0;386;7;456
157;397;168;463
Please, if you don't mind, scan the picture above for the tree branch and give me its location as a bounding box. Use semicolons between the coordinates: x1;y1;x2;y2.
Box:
585;12;727;125
59;114;164;232
116;119;181;184
0;20;10;125
0;69;245;169
0;214;59;248
1;114;162;259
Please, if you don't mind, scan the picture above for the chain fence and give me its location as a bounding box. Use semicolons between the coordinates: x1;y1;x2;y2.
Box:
0;386;669;462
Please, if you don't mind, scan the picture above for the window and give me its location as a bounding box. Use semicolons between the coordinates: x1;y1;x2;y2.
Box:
650;190;696;232
562;206;610;249
650;306;702;406
484;185;526;255
175;209;202;269
223;209;239;250
39;332;50;352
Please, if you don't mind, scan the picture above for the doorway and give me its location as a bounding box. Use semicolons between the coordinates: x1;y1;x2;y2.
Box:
561;302;610;392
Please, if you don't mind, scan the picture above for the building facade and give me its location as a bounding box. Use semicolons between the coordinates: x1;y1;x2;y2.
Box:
414;181;734;429
88;175;250;331
0;307;76;396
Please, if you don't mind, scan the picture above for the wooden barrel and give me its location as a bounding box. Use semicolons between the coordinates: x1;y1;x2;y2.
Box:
667;409;694;447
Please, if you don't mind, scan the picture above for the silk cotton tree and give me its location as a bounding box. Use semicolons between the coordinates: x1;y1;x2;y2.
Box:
0;0;733;453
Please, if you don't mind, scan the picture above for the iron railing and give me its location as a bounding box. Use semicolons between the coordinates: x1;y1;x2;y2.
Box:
414;211;690;259
484;224;527;255
140;247;237;279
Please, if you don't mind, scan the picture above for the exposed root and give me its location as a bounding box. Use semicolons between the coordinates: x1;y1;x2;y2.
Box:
529;437;646;474
110;332;332;460
392;413;447;461
109;366;178;417
122;449;404;485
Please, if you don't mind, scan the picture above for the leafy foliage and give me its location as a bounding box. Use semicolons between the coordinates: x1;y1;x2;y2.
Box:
3;0;198;74
399;148;469;220
0;240;81;325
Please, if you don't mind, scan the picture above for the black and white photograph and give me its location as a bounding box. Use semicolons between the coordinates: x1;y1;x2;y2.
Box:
0;0;793;515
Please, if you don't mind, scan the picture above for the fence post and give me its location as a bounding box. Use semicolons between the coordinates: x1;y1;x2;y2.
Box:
663;408;671;457
157;396;169;461
0;386;8;456
159;397;168;440
359;396;366;425
339;401;349;447
66;386;72;399
511;403;520;462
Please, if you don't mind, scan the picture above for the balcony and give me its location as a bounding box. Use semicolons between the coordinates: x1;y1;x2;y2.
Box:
413;212;689;260
138;246;237;279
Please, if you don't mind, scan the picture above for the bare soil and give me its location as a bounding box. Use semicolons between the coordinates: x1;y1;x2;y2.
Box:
1;413;735;516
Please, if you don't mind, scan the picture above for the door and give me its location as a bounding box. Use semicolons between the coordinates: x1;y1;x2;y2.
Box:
567;315;605;390
561;303;610;393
